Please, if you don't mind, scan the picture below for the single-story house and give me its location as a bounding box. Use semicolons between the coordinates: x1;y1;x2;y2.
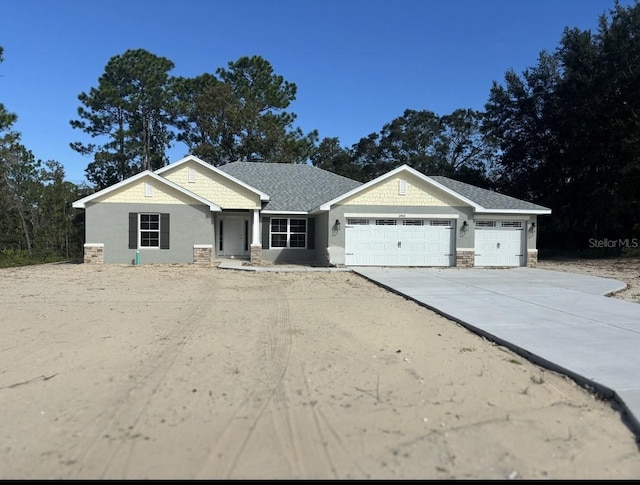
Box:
72;155;551;267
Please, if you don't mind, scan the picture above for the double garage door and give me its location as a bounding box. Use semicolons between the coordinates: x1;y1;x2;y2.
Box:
345;217;454;266
474;220;525;267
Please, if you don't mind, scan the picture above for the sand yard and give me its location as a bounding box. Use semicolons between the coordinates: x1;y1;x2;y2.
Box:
1;260;639;479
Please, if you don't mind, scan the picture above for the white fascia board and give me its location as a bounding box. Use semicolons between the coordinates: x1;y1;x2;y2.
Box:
71;170;222;212
154;155;270;201
261;210;309;215
474;208;552;215
474;214;530;221
344;212;459;219
315;164;481;211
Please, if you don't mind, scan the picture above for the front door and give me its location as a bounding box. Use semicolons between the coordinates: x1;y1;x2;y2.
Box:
222;216;247;257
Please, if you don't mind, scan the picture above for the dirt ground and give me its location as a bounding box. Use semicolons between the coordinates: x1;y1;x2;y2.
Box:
1;260;639;479
537;256;640;304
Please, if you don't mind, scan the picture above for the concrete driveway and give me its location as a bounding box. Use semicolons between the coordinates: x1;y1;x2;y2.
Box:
352;266;640;435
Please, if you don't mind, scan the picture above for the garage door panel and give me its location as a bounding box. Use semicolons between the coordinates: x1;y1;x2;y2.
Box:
345;218;454;267
475;221;524;267
408;241;427;252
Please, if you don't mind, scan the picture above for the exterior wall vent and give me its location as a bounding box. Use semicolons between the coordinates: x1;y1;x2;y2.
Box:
398;179;407;195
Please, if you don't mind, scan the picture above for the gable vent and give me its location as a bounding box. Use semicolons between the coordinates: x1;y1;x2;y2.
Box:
398;179;407;195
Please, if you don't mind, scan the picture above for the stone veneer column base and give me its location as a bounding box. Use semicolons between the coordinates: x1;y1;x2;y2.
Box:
193;244;213;264
456;250;474;268
527;249;538;267
83;243;104;264
250;244;262;265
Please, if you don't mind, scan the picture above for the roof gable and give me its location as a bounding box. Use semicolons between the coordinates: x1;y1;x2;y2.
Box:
316;165;551;214
159;157;263;209
316;165;477;211
155;155;270;202
337;170;465;208
71;171;221;211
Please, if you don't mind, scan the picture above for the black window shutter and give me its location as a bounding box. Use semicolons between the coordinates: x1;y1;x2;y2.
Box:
307;218;315;249
261;217;270;249
129;213;138;249
160;213;170;249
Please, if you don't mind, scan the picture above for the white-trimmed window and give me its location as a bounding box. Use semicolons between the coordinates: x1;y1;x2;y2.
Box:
129;212;169;250
140;214;160;248
270;218;307;248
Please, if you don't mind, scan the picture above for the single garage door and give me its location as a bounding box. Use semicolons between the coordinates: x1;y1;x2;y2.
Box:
474;220;525;267
345;217;454;266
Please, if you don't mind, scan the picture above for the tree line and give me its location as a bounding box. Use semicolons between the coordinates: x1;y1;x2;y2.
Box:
1;0;639;265
0;47;83;265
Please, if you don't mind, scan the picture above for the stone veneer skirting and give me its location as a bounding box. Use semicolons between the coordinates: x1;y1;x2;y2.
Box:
83;243;104;264
193;245;213;264
250;244;262;264
456;250;474;268
527;249;538;267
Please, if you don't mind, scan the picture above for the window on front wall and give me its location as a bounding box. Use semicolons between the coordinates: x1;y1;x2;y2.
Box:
140;214;160;247
270;218;307;248
129;212;170;250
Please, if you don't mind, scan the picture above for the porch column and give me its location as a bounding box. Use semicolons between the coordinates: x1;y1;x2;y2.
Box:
250;209;262;264
251;209;260;245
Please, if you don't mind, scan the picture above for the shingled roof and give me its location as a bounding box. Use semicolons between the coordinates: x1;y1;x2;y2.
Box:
217;161;548;213
430;175;550;211
218;162;362;212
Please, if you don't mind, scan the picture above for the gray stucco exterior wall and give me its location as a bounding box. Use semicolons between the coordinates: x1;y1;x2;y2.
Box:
315;212;330;266
527;216;538;250
84;202;215;264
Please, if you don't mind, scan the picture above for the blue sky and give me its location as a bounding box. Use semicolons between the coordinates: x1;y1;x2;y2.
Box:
2;0;633;185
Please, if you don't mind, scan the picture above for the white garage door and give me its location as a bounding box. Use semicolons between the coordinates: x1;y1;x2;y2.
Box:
345;218;454;266
474;220;525;267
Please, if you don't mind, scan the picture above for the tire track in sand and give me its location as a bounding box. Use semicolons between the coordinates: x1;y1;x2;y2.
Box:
196;284;355;479
66;280;215;479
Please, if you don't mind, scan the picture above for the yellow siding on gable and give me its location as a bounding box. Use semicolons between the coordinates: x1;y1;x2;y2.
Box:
341;173;463;207
163;163;260;209
96;179;200;204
